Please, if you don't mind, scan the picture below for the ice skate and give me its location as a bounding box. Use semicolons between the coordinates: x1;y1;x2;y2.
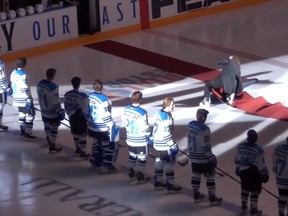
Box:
79;151;90;158
240;204;248;215
193;192;204;203
101;164;117;174
166;183;182;193
136;171;150;183
250;208;262;216
199;97;210;107
154;181;167;191
24;133;36;139
0;124;8;131
209;195;222;206
49;145;62;153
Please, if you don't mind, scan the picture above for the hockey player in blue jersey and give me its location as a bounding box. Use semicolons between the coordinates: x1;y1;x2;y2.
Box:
10;57;36;138
273;137;288;216
64;76;90;158
88;79;117;172
0;60;9;130
235;129;269;216
187;109;222;205
152;97;181;192
37;68;64;153
122;91;151;182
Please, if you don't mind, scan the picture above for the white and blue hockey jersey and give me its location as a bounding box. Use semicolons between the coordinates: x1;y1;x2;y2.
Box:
0;61;8;94
10;68;32;107
37;79;62;118
88;92;113;132
64;90;89;118
152;109;174;151
273;144;288;189
235;142;267;174
122;104;150;147
187;120;214;164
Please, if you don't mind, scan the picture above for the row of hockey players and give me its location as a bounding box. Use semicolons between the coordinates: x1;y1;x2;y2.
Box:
1;57;287;216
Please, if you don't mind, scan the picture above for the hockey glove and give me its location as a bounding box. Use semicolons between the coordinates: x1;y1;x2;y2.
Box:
170;143;179;156
6;85;13;96
110;124;120;142
25;98;33;110
58;109;65;121
235;167;240;177
261;170;269;183
209;155;217;168
146;135;153;146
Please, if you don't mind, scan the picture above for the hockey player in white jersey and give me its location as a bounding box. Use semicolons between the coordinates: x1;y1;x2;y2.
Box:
37;68;64;153
152;97;181;192
235;129;269;216
88;79;117;172
187;109;222;205
0;60;9;130
122;91;151;182
273;137;288;216
64;76;90;158
10;57;36;138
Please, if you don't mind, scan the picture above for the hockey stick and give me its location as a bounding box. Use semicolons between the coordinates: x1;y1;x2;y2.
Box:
215;167;278;199
6;100;71;129
177;149;225;177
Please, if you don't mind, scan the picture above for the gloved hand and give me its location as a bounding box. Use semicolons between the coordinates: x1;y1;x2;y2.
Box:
261;170;269;183
109;124;120;142
146;135;153;146
6;85;13;96
170;143;179;156
209;155;217;168
26;98;33;110
58;108;65;121
235;167;240;176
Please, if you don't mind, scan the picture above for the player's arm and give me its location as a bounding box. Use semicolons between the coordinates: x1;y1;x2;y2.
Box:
81;95;89;119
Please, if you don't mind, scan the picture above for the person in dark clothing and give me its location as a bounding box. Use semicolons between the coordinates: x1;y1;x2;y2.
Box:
235;129;269;216
199;55;243;106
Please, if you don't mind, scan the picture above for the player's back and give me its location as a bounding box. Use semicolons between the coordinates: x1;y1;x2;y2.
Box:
153;110;173;150
10;69;29;106
37;79;61;118
88;92;112;132
235;142;264;170
187;120;211;163
274;144;288;188
64;90;88;117
123;105;149;146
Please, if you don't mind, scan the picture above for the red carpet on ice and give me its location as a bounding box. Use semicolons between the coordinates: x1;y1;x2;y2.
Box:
86;40;288;122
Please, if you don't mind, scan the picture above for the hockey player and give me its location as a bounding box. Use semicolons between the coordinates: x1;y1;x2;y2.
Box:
64;76;90;158
88;79;117;172
235;129;269;216
122;91;151;182
37;68;64;153
273;137;288;216
0;60;9;130
152;97;181;192
199;55;243;106
187;109;222;205
10;57;36;138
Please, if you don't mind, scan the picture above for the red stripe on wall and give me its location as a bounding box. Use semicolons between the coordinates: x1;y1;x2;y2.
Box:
139;0;150;29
